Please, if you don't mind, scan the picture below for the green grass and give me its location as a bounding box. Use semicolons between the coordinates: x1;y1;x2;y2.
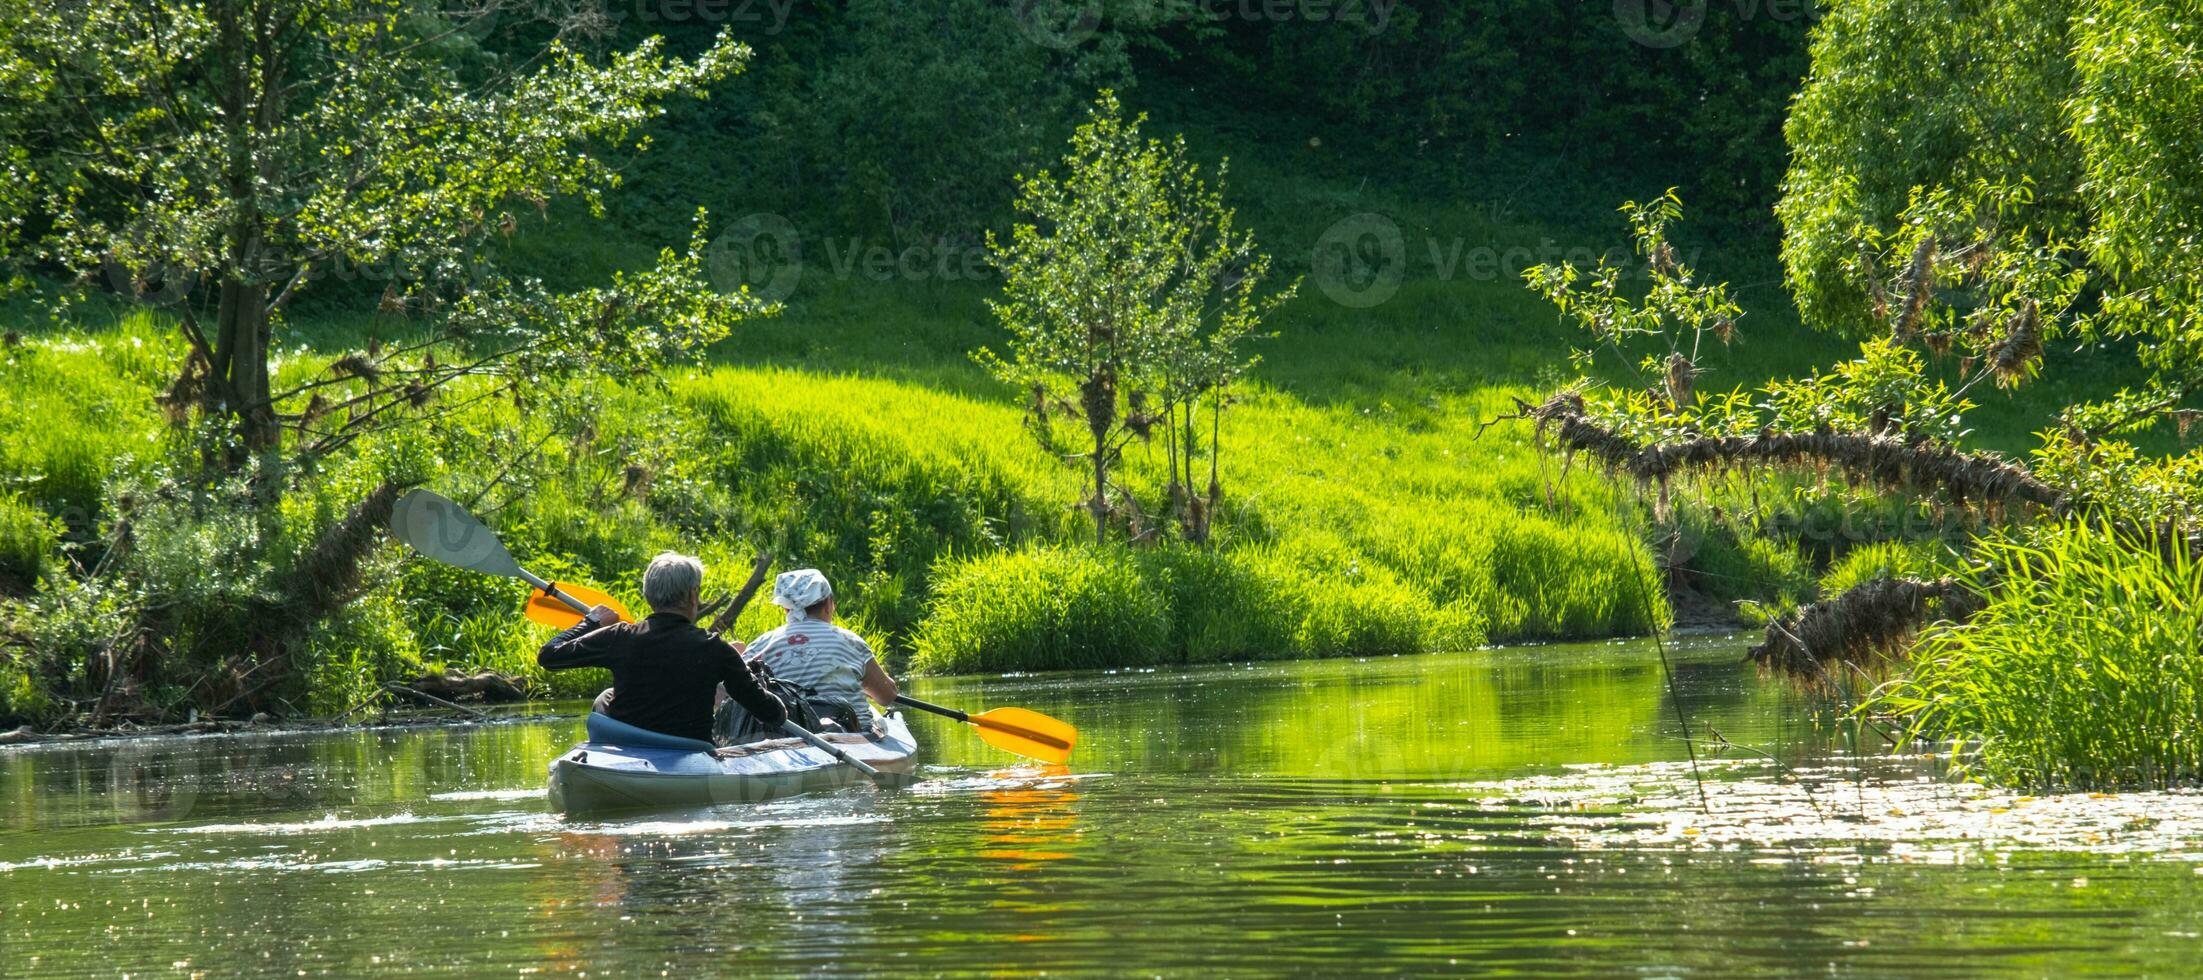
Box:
0;107;2171;720
1864;523;2203;791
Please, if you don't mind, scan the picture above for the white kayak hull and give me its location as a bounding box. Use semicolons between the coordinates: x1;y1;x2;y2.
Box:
547;711;918;815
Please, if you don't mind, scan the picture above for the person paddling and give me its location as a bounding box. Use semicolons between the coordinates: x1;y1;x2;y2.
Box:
539;552;787;744
726;569;898;737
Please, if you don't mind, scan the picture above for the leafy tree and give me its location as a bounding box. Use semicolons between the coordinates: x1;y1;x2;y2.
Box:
0;0;762;460
981;92;1291;546
1515;0;2203;684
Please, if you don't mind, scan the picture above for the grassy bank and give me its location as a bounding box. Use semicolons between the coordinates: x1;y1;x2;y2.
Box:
0;97;2163;727
0;165;2151;726
0;293;1670;721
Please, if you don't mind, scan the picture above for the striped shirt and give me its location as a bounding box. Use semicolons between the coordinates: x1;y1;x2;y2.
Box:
745;618;878;715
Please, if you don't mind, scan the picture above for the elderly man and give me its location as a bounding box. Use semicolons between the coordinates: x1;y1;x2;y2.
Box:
538;552;787;744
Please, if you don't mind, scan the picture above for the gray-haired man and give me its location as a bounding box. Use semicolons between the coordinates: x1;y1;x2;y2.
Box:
538;552;787;744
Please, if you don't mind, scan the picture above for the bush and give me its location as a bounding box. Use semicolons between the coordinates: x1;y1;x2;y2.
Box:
296;594;423;716
910;542;1492;674
910;545;1168;674
0;494;58;595
1819;540;1951;597
1866;524;2203;790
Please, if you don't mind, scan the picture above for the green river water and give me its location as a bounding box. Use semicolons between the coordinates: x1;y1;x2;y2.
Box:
6;633;2203;976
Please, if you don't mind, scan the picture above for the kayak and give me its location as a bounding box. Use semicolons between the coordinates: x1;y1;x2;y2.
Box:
547;710;919;816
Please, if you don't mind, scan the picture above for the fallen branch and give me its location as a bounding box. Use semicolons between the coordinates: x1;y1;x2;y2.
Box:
1747;575;1988;683
1519;393;2064;512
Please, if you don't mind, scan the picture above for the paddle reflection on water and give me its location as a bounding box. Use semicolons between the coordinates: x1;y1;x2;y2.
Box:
7;634;2203;975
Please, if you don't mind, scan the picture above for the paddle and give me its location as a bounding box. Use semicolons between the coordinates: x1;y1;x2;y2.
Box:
895;695;1077;765
780;721;918;789
390;489;633;627
389;490;909;788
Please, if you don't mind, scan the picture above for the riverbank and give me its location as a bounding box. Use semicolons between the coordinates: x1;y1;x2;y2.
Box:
0;127;2148;729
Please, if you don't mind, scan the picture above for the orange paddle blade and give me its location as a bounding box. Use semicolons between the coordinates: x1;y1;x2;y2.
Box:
968;707;1077;765
524;581;632;630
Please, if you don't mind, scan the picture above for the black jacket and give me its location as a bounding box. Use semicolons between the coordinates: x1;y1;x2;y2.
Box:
538;611;787;743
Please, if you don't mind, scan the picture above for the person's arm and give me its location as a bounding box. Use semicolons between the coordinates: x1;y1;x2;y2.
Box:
538;605;625;670
716;643;788;728
860;658;899;707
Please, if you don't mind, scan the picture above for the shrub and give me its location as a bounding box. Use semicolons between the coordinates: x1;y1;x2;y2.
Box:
1134;545;1300;663
1865;524;2203;790
0;494;58;595
296;594;423;716
1819;539;1951;597
910;546;1169;674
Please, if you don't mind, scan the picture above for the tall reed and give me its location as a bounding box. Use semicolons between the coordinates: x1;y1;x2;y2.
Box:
1865;523;2203;790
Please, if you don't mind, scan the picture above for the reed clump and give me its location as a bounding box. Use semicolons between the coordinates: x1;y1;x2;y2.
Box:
1863;524;2203;790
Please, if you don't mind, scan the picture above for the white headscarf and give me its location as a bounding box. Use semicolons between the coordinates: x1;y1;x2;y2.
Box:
771;568;834;622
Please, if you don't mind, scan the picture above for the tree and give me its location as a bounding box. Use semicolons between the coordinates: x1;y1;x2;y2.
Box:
980;92;1291;546
0;0;761;461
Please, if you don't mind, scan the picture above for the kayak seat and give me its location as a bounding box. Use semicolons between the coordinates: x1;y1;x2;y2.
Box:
584;711;716;754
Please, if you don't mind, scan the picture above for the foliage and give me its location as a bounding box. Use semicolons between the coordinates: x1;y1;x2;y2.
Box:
1154;0;1813;224
1761;338;1972;444
0;0;760;454
1524;190;1742;405
1865;523;2203;790
0;493;58;596
981;92;1293;545
1818;540;1952;599
1777;0;2084;332
910;545;1170;674
1779;0;2202;455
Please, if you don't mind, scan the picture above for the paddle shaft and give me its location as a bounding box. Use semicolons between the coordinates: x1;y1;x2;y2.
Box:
520;569;594;617
895;694;967;723
781;720;886;780
896;695;1072;751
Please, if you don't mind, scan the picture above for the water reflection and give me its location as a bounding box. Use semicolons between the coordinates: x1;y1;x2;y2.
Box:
6;636;2203;975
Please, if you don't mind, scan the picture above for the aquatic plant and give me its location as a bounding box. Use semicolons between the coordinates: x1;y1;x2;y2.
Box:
1864;523;2203;790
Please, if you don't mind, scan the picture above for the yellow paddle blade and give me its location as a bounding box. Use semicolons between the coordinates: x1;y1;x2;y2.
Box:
968;707;1077;765
524;581;632;630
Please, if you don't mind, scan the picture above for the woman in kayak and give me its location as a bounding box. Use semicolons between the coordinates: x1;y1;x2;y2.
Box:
733;568;899;735
538;552;788;744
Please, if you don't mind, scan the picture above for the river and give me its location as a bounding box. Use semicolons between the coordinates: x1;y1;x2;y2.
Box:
6;633;2203;975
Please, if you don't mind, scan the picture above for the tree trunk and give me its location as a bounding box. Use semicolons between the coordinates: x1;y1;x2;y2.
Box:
1090;427;1108;546
1080;370;1117;546
211;280;276;450
206;0;278;455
